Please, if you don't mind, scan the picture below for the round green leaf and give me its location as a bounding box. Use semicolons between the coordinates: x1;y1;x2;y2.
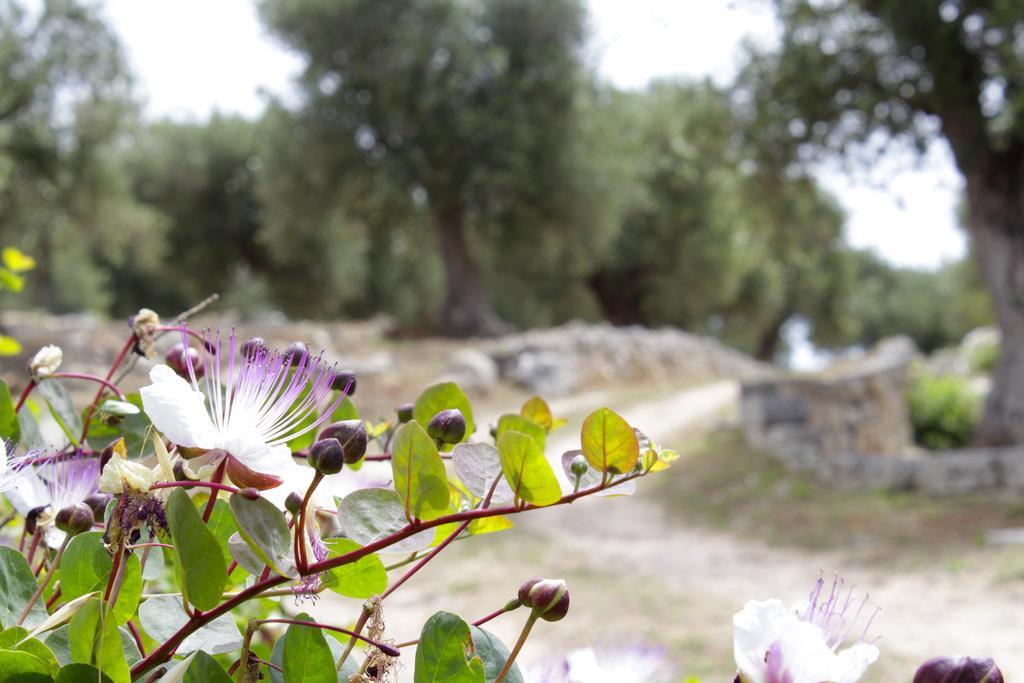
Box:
519;396;553;432
451;443;514;504
165;489;227;611
0;546;47;628
282;612;335;683
413;382;475;447
229;493;292;576
55;664;115;683
183;651;232;683
414;611;485;683
60;533;142;625
497;431;562;506
320;539;387;598
496;414;545;450
580;407;639;474
137;595;242;656
470;626;524;683
337;488;435;554
390;421;451;521
0;649;52;682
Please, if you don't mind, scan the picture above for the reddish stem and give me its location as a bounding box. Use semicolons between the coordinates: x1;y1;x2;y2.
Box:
50;372;126;400
45;588;62;610
80;334;137;443
202;458;228;524
150;479;241;497
127;620;147;656
13;379;36;413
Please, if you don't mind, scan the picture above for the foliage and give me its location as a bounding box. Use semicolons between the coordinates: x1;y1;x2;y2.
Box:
907;369;981;450
0;246;35;356
0;313;679;681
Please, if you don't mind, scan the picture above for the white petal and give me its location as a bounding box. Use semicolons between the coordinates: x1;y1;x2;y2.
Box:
140;365;218;449
733;599;797;683
834;644;880;683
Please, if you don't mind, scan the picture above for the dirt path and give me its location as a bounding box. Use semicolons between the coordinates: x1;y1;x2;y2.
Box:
317;380;1024;681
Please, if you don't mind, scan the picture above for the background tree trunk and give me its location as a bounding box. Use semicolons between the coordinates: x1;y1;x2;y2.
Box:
966;149;1024;444
434;206;506;337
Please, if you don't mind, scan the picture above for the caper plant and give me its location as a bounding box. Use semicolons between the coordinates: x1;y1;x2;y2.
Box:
0;308;679;682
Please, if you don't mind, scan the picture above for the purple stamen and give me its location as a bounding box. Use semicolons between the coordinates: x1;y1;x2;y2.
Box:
179;328;344;451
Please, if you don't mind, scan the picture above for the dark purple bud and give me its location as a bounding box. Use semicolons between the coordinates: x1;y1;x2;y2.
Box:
173;460;196;482
396;403;414;423
524;578;569;622
331;369;357;395
285;492;303;516
165;343;203;380
427;409;466;445
99;439;122;472
239;487;261;501
308;437;345;475
83;493;113;522
240;336;269;358
285;342;309;367
517;577;543;606
55;502;95;536
914;656;1004;683
318;420;367;464
25;505;48;535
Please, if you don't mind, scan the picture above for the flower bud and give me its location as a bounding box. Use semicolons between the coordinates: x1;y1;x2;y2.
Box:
319;420;367;464
285;492;303;516
285;342;309;367
29;345;63;379
165;343;203;379
914;656;1004;683
25;505;48;535
308;437;345;475
55;502;95;537
173;459;196;482
396;403;414;423
83;493;113;522
239;487;261;501
331;369;357;395
240;336;269;358
570;454;589;479
427;409;466;445
521;578;570;622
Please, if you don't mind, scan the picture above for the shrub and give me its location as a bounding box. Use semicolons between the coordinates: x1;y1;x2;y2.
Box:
908;371;981;450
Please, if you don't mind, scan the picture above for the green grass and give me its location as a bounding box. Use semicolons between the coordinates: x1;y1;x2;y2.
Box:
654;427;1024;567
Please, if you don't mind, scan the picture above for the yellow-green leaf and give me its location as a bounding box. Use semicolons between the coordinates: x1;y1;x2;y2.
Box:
0;335;22;356
391;421;451;521
519;396;553;431
496;414;545;450
497;431;561;506
580;407;639;475
2;247;35;273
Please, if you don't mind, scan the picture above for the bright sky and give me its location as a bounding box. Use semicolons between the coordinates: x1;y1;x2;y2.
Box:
101;0;966;269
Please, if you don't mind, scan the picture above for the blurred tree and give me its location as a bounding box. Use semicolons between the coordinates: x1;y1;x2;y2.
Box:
0;0;160;313
841;248;993;353
739;1;1024;441
584;80;850;361
258;0;591;336
120;116;268;314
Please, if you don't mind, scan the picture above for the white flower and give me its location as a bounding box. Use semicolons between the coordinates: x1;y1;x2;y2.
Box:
139;330;342;509
2;454;100;548
29;345;62;379
734;576;880;683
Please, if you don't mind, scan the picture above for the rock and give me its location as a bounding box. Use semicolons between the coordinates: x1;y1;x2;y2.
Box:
503;349;579;396
441;349;499;393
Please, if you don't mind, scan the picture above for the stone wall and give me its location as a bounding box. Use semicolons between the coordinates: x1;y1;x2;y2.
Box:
741;336;1024;495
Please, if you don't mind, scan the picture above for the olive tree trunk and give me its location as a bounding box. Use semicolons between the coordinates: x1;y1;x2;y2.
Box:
966;147;1024;444
434;206;506;338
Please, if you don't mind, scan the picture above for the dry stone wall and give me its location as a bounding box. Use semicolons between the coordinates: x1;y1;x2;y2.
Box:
741;336;1024;496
